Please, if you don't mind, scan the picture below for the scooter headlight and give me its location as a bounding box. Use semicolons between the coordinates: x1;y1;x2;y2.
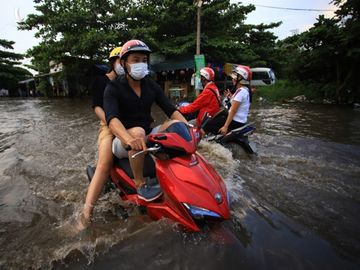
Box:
183;203;221;219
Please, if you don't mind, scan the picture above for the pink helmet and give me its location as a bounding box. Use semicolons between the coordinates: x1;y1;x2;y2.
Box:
233;65;252;85
200;67;215;81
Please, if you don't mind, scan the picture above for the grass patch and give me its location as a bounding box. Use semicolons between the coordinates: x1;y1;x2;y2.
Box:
254;80;335;102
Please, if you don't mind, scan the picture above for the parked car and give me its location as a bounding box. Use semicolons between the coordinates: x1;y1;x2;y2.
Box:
250;67;276;86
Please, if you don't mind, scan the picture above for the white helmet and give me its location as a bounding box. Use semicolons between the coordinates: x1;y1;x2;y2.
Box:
232;65;252;85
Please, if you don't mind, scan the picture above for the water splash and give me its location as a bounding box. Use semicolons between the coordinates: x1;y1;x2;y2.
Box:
197;140;244;200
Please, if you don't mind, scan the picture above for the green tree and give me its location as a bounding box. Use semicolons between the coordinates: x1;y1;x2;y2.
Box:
332;0;360;102
130;0;280;66
277;0;359;103
19;0;133;70
0;39;32;91
246;22;282;68
20;0;281;70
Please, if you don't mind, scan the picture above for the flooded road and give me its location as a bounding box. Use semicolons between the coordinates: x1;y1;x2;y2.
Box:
0;98;359;269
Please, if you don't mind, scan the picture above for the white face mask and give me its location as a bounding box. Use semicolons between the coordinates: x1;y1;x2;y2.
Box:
128;62;149;80
114;63;125;76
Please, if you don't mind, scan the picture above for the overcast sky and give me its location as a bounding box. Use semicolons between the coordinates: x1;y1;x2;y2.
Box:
0;0;336;54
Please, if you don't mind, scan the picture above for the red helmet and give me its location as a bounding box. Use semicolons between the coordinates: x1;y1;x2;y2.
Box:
200;67;215;81
120;39;151;60
232;65;252;85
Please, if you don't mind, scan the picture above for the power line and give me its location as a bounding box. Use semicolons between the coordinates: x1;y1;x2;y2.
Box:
241;2;335;12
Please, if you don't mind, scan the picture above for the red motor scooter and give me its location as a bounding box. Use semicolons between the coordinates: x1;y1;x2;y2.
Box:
88;122;230;232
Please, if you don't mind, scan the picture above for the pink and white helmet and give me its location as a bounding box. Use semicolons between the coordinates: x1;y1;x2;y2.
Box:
232;65;252;85
200;67;215;81
120;39;151;60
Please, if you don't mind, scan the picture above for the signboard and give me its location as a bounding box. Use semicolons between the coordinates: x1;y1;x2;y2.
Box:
194;54;205;91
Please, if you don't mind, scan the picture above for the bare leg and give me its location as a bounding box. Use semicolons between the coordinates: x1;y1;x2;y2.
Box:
78;136;113;228
129;151;145;187
127;127;146;187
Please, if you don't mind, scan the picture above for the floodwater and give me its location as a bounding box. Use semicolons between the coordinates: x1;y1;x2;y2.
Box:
0;98;359;270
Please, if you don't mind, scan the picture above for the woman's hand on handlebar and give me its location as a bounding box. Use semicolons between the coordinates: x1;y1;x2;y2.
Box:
219;125;228;135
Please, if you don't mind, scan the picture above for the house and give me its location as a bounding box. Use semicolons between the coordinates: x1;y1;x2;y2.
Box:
151;55;196;100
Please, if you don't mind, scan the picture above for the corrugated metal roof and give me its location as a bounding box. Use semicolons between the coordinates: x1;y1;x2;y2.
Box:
18;78;35;84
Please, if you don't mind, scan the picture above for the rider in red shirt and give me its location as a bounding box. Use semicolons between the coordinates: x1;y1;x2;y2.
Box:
179;67;221;127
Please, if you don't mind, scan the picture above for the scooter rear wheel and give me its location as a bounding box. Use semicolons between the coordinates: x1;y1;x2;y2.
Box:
226;142;249;157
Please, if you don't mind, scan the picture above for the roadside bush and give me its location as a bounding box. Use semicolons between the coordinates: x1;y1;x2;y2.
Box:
37;78;53;97
254;80;334;103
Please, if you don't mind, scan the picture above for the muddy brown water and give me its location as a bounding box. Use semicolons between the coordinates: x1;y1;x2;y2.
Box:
0;98;359;269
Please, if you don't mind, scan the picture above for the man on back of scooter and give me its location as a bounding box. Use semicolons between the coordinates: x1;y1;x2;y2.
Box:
104;39;188;202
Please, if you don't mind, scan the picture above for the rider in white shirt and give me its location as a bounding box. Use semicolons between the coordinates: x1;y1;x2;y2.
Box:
219;65;252;135
231;85;250;124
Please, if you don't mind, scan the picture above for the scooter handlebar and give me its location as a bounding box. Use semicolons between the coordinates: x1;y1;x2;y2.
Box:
130;144;161;159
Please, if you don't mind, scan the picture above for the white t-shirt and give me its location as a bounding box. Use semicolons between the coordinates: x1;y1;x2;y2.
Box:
231;86;250;123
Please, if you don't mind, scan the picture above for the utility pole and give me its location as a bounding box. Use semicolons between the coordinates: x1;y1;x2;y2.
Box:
194;1;204;96
196;0;202;55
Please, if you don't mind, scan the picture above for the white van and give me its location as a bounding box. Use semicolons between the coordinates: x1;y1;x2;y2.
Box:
250;67;276;86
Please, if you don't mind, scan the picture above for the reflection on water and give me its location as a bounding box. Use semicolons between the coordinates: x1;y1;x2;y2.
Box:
0;98;359;269
253;103;360;145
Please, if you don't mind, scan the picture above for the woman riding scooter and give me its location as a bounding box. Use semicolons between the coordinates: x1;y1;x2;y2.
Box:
203;65;252;135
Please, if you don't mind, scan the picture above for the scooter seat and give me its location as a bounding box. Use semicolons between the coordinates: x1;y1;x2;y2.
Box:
113;154;156;179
